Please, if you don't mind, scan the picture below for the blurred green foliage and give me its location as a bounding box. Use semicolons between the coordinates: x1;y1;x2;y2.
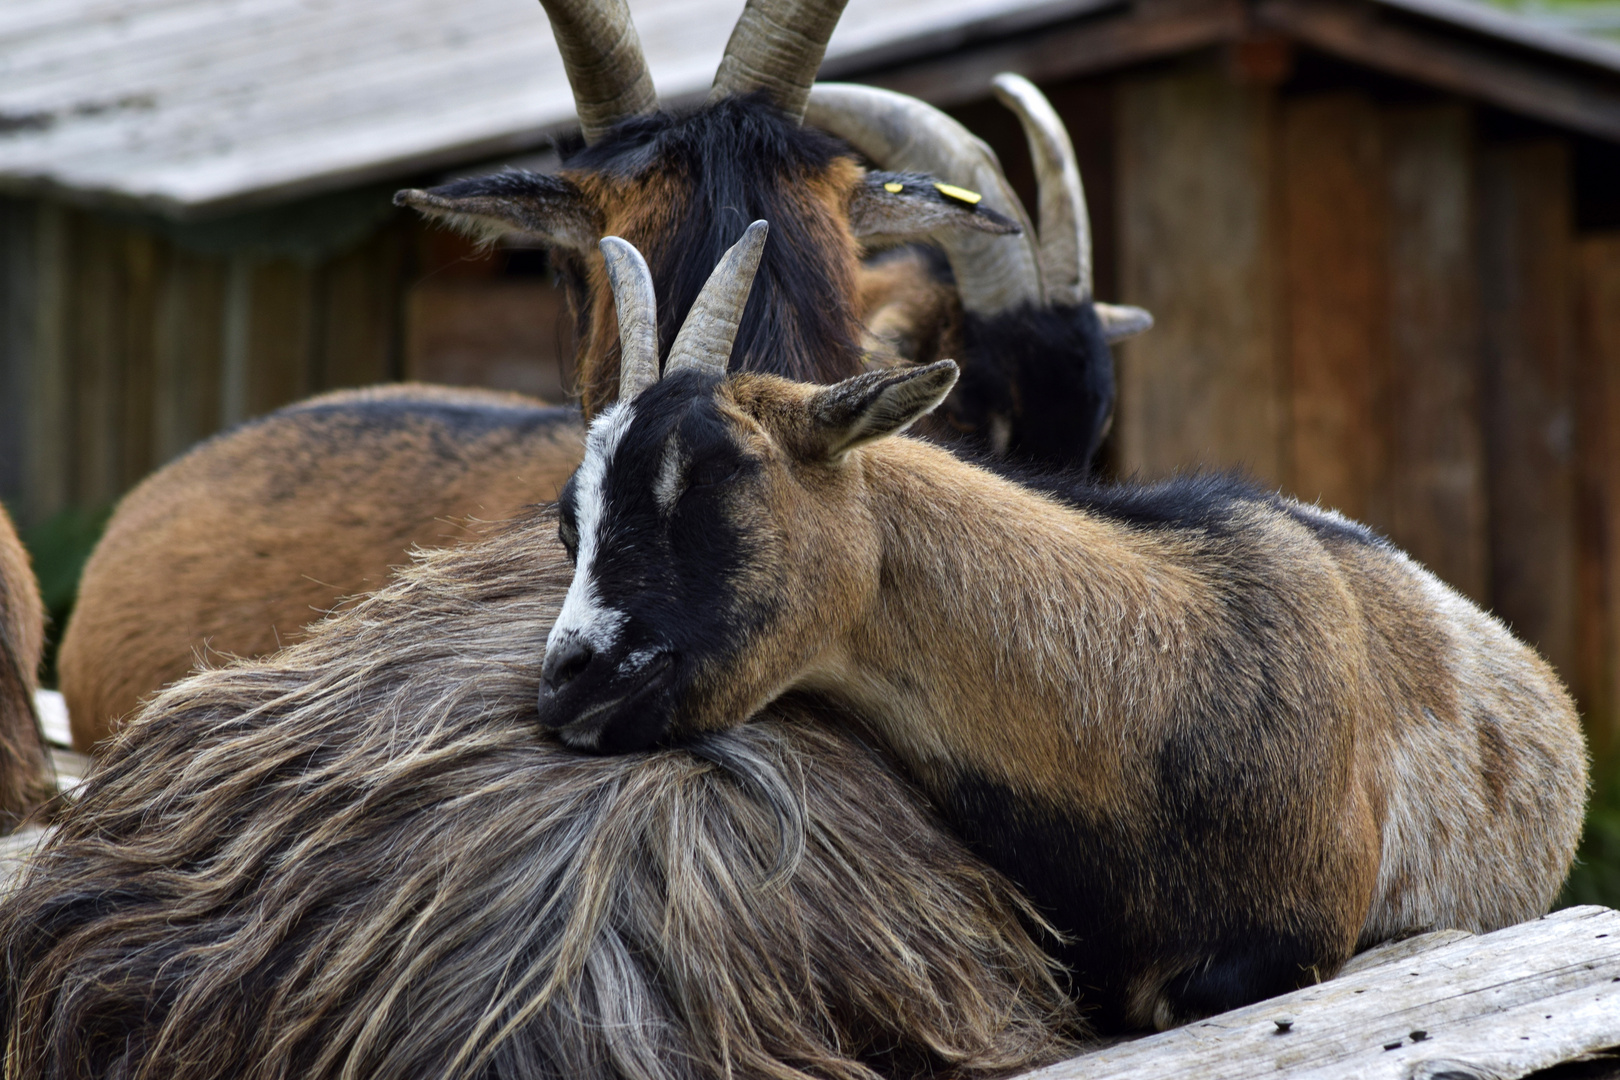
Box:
1479;0;1620;42
12;504;112;689
1560;754;1620;909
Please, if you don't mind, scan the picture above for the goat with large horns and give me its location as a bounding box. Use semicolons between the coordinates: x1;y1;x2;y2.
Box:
60;0;1149;746
539;226;1588;1032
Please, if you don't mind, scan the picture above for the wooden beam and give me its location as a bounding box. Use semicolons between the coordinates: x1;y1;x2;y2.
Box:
1256;0;1620;145
1020;905;1620;1079
1280;91;1390;528
1382;103;1489;604
1115;59;1287;484
152;248;226;466
853;0;1246;109
1478;140;1579;695
243;260;316;419
1576;233;1620;758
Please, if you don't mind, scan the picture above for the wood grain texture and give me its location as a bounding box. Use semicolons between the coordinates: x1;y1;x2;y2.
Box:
1576;234;1620;756
152;248;226;466
1023;906;1620;1080
404;278;574;404
1115;59;1285;484
1478;139;1578;694
1382;102;1489;604
1280;91;1389;529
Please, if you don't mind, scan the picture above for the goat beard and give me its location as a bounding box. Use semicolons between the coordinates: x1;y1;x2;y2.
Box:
0;505;1082;1080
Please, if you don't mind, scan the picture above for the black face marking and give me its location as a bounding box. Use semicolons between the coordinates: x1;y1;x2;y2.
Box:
539;371;776;751
942;771;1343;1032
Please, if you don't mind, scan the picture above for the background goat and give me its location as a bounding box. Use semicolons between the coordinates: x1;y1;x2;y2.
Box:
539;227;1589;1032
0;504;1081;1080
0;506;54;832
59;0;1149;746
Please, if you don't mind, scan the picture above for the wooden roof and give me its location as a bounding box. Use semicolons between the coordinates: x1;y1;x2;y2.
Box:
2;0;1618;219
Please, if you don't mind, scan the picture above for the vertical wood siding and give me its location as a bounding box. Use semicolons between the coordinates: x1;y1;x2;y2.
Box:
1112;59;1616;740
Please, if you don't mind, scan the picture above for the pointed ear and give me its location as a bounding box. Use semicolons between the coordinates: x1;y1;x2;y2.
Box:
848;172;1020;249
808;360;960;460
394;171;599;253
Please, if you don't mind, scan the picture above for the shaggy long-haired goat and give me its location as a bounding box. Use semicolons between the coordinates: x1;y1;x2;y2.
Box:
0;504;1080;1080
0;505;54;831
61;0;1149;746
539;226;1589;1032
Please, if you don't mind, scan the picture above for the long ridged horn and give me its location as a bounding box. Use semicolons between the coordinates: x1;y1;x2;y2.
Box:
805;83;1043;315
709;0;852;123
538;0;658;144
599;237;660;398
665;221;770;377
991;73;1090;305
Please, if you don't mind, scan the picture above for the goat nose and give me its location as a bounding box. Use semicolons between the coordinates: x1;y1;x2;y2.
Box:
539;638;594;706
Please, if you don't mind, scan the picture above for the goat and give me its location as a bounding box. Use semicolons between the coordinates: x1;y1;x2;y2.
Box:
0;503;1082;1080
537;227;1590;1032
0;505;55;832
60;0;1150;746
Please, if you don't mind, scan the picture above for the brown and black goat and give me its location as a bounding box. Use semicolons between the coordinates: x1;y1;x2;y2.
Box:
0;500;1081;1080
537;227;1589;1032
60;0;1149;746
0;505;54;832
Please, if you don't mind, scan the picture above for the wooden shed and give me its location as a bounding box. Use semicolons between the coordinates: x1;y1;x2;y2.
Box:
3;0;1620;754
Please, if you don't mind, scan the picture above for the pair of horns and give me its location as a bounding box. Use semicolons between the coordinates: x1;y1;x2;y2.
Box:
539;0;848;143
805;76;1152;340
603;222;769;398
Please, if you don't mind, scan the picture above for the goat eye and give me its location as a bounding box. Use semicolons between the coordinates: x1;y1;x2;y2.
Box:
684;459;742;496
558;515;579;562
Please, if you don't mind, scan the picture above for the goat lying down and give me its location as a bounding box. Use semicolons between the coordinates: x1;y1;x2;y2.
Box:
0;506;1081;1080
537;226;1590;1032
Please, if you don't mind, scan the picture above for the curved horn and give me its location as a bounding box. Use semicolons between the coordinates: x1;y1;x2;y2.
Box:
599;237;660;398
805;83;1042;315
991;73;1090;305
710;0;852;123
665;220;770;377
538;0;659;144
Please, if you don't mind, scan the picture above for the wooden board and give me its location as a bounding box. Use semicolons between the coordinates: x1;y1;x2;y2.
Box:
1020;906;1620;1079
1477;140;1579;699
1381;102;1489;605
1115;58;1286;485
1576;233;1620;757
1280;90;1389;529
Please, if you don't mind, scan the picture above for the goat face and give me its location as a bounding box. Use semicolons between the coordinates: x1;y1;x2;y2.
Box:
539;355;956;753
398;98;1015;418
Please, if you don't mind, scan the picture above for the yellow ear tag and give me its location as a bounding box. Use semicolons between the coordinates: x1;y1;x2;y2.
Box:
883;181;904;194
934;182;983;205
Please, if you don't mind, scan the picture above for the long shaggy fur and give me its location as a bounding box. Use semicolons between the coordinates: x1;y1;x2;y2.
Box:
0;504;55;832
0;507;1080;1080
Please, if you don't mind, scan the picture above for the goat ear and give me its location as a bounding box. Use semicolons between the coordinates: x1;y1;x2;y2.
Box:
394;171;599;253
849;172;1020;249
808;360;960;459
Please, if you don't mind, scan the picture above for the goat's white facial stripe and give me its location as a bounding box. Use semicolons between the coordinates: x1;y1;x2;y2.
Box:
548;403;636;658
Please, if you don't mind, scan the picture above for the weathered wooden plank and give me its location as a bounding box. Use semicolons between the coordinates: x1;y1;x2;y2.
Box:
1280;90;1389;529
1255;0;1620;145
118;227;161;490
315;225;405;391
242;258;316;418
1576;233;1620;756
404;278;573;403
1381;102;1489;604
22;201;69;525
152;246;226;465
1477;140;1579;696
1026;906;1620;1080
68;211;126;509
1115;58;1286;485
